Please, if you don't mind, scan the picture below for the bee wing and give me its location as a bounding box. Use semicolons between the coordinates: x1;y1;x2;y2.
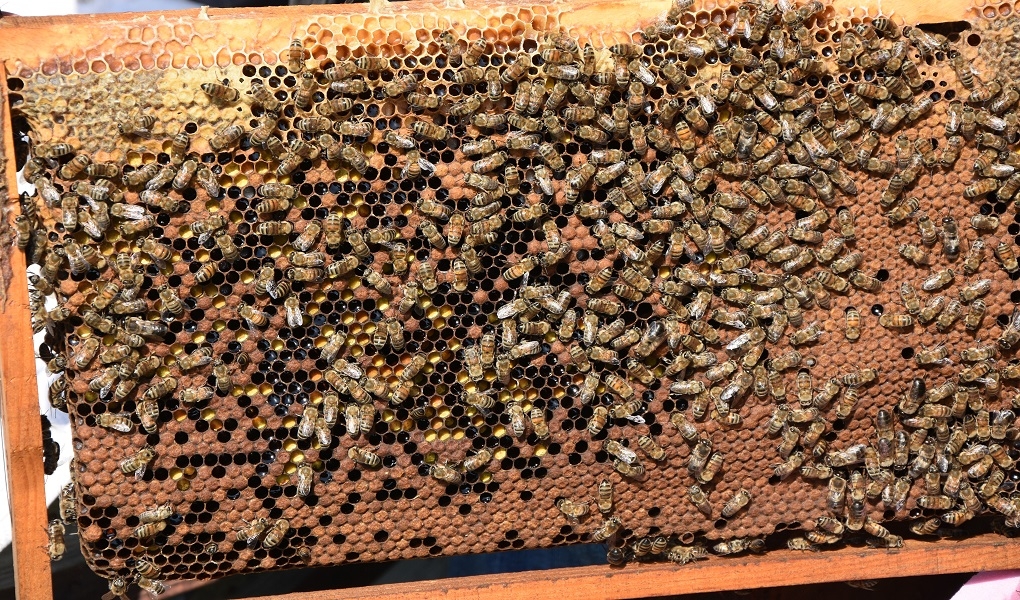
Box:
100;378;118;398
699;95;715;116
726;331;752;351
496;301;523;320
1010;307;1020;329
418;157;436;172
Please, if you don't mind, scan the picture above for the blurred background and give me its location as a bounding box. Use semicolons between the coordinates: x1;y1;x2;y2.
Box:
0;0;980;598
1;0;392;15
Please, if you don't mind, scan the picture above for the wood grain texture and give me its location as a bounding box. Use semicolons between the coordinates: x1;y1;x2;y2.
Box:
0;64;15;205
252;534;1020;600
0;62;54;600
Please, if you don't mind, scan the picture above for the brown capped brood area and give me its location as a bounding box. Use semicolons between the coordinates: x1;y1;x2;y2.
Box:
9;0;1020;595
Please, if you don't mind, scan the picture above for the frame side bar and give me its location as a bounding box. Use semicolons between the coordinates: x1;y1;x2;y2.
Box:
0;61;55;600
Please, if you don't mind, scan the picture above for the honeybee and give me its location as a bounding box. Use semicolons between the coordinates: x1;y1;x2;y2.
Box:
399;87;441;109
311;416;332;446
150;286;186;321
340;403;362;438
501;54;531;83
357;268;390;296
964;300;987;331
530;408;550;439
956;276;992;303
772;445;807;478
424;460;462;486
125;385;157;428
132;516;170;542
261;518;290;549
117;114;156;137
13;213;34;252
788;321;823;346
96;411;135;433
54;483;77;527
412;120;449;141
913;344;951;368
237;517;269;546
970;214;1000;232
996;241;1020;274
720;489;751;518
637;435;666;461
236;302;269;329
131;239;171;269
377;129;418;154
175;346;211;372
603;438;636;467
553;497;590;525
909;292;945;326
129;576;166;599
932;129;963;166
129;504;172;534
56;153;95;182
879;313;913;328
459;453;489;475
1000;172;1020;202
133;558;163;582
119;445;155;479
823;475;847;516
350;54;389;72
588;406;609;436
714;537;765;556
140;377;177;404
330;118;373;141
348;446;382;468
918;268;955;293
590;517;622;543
292;405;319;441
613;459;646;479
910;518;942;537
898;242;931;267
70;336;101;370
203;123;245;153
331;144;369;175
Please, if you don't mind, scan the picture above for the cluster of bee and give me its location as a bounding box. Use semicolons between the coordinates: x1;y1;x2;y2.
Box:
40;415;60;475
474;0;1020;563
18;0;1020;588
45;481;77;565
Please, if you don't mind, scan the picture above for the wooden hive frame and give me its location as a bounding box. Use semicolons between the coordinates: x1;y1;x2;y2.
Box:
3;0;1020;598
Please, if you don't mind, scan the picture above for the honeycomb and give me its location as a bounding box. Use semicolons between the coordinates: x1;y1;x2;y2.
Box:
8;0;1020;594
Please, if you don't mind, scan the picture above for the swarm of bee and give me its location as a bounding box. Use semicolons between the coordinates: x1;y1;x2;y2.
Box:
18;0;1020;591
